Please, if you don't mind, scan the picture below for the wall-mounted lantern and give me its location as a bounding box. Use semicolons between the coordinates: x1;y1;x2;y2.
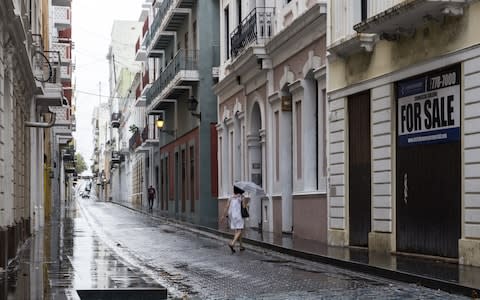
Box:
187;95;201;120
155;113;175;136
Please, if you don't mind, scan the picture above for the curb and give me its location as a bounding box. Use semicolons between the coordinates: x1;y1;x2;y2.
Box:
112;201;480;298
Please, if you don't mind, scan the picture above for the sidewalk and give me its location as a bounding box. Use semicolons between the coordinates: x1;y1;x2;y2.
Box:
114;200;480;298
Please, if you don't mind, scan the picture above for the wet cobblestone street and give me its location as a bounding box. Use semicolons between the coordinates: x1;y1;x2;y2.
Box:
76;197;469;299
1;195;472;299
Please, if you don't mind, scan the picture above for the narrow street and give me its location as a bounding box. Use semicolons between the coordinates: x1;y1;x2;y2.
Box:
57;189;466;299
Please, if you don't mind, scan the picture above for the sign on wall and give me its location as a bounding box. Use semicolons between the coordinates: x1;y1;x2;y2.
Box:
396;65;461;147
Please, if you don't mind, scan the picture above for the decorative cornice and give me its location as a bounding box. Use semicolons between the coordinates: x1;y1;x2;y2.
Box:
267;3;327;60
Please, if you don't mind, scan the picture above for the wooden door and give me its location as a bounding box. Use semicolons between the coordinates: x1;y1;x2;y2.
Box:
396;65;461;258
348;91;371;247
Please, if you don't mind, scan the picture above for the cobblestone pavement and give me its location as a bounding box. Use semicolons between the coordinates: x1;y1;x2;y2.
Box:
78;198;468;300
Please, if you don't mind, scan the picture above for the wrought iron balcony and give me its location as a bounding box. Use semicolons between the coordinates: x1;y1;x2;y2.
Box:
111;151;121;164
142;126;149;142
230;7;275;59
145;0;173;50
111;112;121;128
129;130;142;151
146;49;198;106
135;17;150;61
63;147;75;161
64;161;76;173
51;42;72;65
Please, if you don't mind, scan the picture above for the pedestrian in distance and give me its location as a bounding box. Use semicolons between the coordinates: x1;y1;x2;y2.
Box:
221;185;247;253
147;185;156;210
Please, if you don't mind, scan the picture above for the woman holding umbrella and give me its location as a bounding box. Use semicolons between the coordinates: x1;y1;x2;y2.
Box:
222;185;247;253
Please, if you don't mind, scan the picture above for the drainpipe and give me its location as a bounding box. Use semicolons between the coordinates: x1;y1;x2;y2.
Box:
26;111;56;128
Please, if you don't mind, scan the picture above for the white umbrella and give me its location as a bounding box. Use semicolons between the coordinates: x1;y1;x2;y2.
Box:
234;181;266;197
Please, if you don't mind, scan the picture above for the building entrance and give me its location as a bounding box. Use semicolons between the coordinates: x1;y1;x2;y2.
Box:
396;65;461;258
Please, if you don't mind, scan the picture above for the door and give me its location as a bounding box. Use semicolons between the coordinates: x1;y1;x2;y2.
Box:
348;91;371;247
396;65;461;258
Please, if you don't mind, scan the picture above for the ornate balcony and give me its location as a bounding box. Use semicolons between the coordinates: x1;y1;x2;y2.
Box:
129;130;142;151
111;112;121;128
53;6;71;29
146;49;199;108
139;125;159;150
62;147;75;161
230;7;275;59
34;49;64;107
146;0;195;57
111;151;121;164
51;42;72;65
135;17;149;61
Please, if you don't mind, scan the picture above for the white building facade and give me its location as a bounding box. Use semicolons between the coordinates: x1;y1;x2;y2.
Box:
107;20;142;204
327;0;480;265
215;0;328;241
1;0;74;273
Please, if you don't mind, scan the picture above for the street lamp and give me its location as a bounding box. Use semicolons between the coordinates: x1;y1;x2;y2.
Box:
155;114;175;136
187;95;201;120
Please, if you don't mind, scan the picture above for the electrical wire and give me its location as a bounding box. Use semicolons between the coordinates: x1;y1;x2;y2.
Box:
75;89;135;99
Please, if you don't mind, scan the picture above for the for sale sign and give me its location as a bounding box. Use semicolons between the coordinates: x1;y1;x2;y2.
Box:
396;65;461;146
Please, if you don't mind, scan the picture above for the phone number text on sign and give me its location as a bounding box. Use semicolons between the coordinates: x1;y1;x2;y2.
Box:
397;67;461;147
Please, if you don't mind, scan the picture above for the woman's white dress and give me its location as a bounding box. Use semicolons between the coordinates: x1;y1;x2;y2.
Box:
228;195;244;229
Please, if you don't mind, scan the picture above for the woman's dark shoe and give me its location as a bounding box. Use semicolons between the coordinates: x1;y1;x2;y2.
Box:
239;247;246;251
228;244;236;253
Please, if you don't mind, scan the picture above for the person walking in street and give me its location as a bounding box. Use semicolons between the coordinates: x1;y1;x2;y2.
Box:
147;185;156;210
222;185;247;253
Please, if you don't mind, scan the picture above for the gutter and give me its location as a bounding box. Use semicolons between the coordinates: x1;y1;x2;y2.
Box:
26;111;56;128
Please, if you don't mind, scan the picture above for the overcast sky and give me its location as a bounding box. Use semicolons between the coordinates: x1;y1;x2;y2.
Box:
72;0;144;166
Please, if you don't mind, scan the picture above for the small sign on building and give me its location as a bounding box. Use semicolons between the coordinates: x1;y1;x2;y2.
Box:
281;95;292;111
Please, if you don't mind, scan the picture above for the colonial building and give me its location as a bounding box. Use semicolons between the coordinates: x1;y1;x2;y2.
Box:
0;0;74;273
107;20;142;205
215;0;328;241
327;0;480;266
136;0;220;226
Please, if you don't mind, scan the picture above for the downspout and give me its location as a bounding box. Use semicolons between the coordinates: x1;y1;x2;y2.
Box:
26;111;56;128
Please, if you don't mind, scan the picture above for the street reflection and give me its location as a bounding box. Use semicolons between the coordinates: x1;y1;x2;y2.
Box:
1;184;161;300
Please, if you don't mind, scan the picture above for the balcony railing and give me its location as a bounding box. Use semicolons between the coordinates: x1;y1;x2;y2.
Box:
142;126;149;141
230;7;275;59
145;0;173;50
141;125;157;142
44;51;62;85
142;17;149;37
135;37;140;54
129;130;142;151
142;71;149;88
146;49;198;106
111;113;121;128
111;151;121;163
51;42;71;64
53;6;71;26
63;151;74;161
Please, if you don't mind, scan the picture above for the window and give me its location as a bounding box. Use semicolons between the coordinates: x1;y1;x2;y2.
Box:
181;149;186;212
230;130;234;185
275;111;280;181
224;6;230;60
361;0;368;21
237;0;242;24
296;101;302;179
192;21;197;51
189;146;195;212
184;32;188;52
352;0;368;24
